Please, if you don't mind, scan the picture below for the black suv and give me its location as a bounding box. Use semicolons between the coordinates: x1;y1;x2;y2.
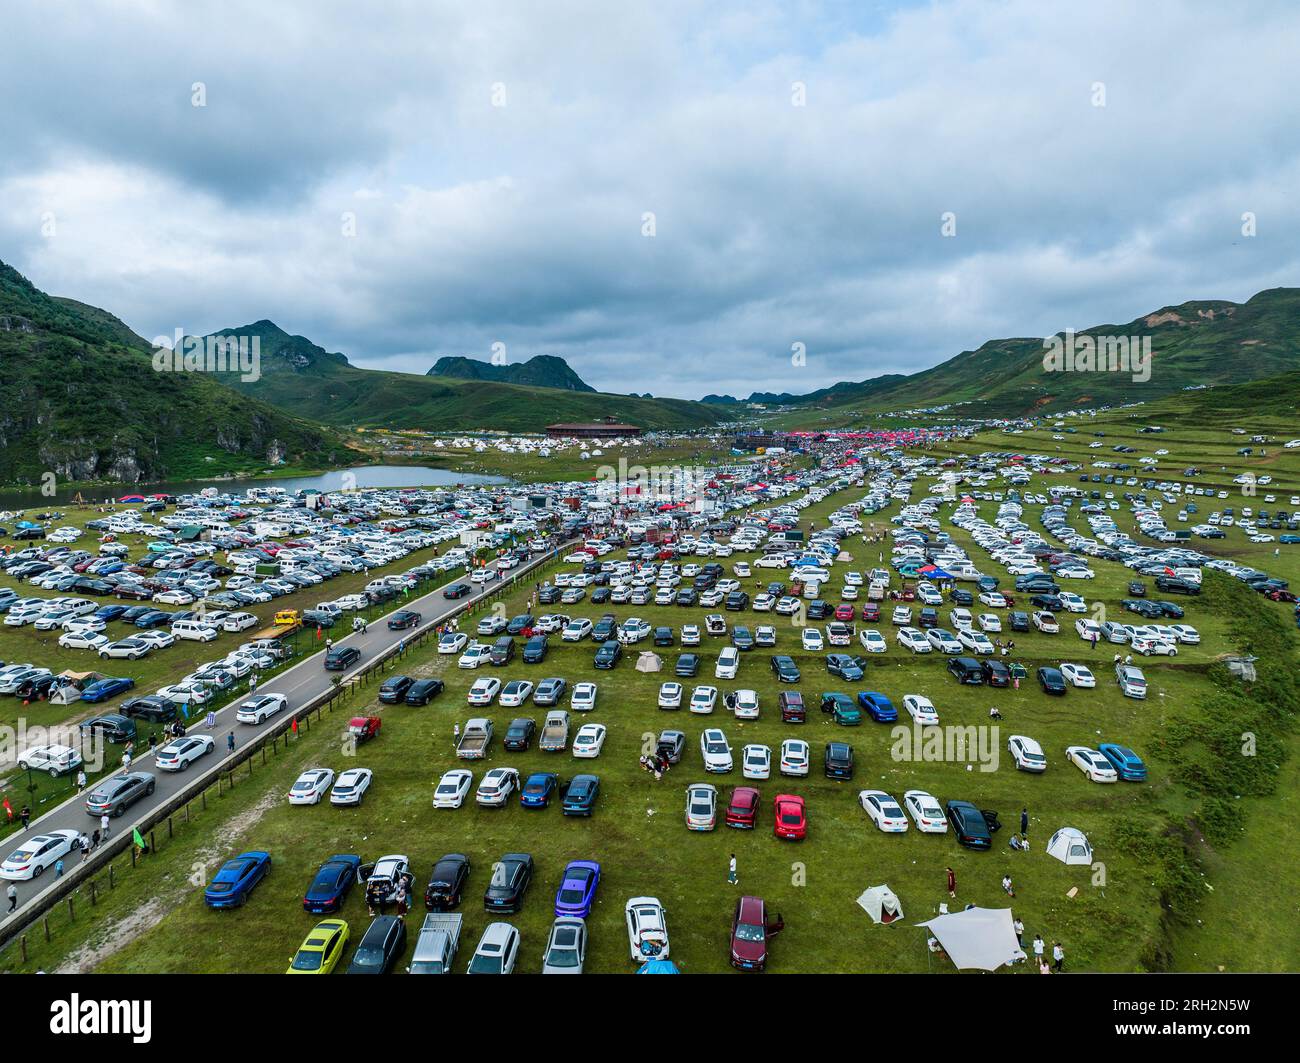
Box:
675;653;699;677
379;675;414;703
946;657;985;684
325;645;361;670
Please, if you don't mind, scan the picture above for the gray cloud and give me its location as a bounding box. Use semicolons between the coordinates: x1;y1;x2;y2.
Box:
2;0;1298;399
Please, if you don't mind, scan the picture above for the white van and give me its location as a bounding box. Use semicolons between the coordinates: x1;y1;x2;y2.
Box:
715;647;740;680
171;619;219;642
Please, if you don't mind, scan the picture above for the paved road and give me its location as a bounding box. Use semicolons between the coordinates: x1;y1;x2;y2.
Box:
0;546;561;936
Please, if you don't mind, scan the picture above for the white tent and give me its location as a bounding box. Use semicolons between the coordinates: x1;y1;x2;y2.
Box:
634;652;663;673
916;907;1026;971
856;885;904;925
1046;827;1093;865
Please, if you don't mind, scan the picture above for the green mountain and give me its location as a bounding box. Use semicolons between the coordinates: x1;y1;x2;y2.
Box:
428;353;595;392
0;263;355;485
770;288;1300;424
208;322;725;432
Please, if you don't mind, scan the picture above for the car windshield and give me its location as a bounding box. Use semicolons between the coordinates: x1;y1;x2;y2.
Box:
735;923;765;942
291;949;323;971
468;952;504;974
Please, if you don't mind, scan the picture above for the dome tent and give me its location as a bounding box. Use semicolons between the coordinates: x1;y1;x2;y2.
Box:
634;651;662;673
1046;826;1093;865
856;884;904;925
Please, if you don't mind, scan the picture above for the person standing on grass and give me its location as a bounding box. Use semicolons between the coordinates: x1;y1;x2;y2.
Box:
946;866;956;898
1032;934;1045;966
453;722;460;747
19;806;30;830
1053;941;1065;972
1013;916;1024;949
1021;807;1029;837
728;853;738;885
1002;874;1015;898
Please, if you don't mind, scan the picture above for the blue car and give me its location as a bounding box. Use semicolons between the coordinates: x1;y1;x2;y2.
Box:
1098;743;1147;781
520;772;559;809
554;859;601;918
561;774;600;816
205;851;272;908
94;604;129;621
857;691;898;723
303;853;361;914
133;610;173;629
81;676;135;703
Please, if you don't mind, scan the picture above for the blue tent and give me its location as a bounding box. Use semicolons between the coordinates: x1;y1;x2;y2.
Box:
636;960;681;974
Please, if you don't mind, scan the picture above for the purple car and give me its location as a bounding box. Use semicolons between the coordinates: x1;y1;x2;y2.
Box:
554;860;601;919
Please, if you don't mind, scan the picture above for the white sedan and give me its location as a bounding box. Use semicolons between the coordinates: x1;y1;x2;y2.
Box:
1060;663;1096;688
154;735;215;772
289;767;336;805
858;790;909;832
976;613;1002;633
689;685;718;715
859;629;888;653
699;729;733;773
432;768;474;809
658;682;683;710
0;830;81;881
467;677;501;705
741;744;771;780
58;630;109;651
902;694;939;726
330;767;373;806
571;682;598;712
572;723;607;758
903;790;948;833
1066;746;1118;783
779;738;810;777
978;590;1007;608
438;632;469;654
498;680;534;708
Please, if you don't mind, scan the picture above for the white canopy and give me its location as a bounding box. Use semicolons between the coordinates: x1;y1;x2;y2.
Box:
1047;827;1093;865
856;885;904;924
916;907;1026;970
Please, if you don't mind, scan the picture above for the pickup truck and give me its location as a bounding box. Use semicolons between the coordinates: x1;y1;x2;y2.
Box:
407;913;462;975
539;710;571;752
457;718;495;759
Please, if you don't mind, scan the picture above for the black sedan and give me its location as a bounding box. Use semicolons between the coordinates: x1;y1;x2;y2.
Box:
442;583;471;599
404;678;445;705
1036;666;1067;695
770;655;801;683
945;800;992;850
484;852;533;913
387;610;422;630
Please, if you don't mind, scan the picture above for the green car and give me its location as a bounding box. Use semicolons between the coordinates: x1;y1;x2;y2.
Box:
819;692;862;726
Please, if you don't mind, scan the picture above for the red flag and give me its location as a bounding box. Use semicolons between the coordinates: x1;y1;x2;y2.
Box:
316;626;323;639
291;718;298;734
2;798;11;820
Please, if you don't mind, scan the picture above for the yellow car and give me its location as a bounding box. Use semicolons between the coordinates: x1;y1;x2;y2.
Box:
287;919;350;974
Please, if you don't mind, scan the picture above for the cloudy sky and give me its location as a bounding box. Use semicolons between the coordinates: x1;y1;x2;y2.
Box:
3;0;1298;399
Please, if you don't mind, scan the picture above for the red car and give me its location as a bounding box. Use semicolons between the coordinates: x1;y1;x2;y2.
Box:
773;794;806;840
730;894;782;971
900;587;916;601
833;604;855;622
861;602;881;622
778;691;805;724
725;786;759;829
346;716;382;744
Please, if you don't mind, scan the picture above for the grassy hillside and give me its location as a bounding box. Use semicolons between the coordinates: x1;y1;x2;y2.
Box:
771;288;1300;425
428;353;596;392
208;322;726;432
0;264;357;485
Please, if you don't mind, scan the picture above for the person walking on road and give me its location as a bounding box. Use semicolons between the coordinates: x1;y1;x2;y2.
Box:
249;673;258;696
76;769;87;792
227;731;236;753
100;814;110;840
6;883;17;913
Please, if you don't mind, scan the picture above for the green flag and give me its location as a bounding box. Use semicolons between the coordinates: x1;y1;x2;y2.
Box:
132;828;146;850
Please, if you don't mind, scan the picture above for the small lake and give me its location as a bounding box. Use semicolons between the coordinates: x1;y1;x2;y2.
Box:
0;465;507;510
